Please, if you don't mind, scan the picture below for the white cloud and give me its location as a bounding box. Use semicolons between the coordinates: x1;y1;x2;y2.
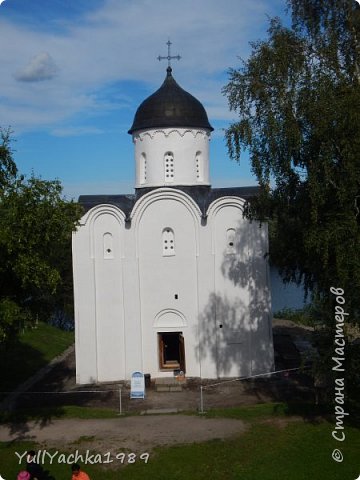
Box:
0;0;287;132
15;52;59;82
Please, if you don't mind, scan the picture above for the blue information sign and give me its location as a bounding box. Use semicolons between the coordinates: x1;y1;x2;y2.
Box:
130;371;145;399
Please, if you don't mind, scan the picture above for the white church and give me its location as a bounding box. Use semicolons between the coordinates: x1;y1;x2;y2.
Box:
72;59;274;384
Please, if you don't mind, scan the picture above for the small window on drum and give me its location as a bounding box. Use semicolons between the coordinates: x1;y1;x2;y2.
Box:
195;151;203;181
162;228;175;256
226;228;236;254
140;152;147;185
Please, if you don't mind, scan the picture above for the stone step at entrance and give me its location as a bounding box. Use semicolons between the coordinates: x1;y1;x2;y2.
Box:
155;376;187;392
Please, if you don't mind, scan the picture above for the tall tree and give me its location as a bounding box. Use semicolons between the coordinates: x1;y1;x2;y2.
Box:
223;0;360;322
0;131;83;343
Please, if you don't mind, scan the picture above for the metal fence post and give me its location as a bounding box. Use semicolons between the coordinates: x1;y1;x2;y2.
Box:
118;386;123;415
199;385;205;414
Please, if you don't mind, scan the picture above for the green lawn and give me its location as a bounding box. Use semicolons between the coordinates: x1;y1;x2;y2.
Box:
1;410;358;480
0;322;74;397
118;421;359;480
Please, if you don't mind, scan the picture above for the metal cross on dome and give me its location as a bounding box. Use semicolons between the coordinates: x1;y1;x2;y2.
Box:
157;40;181;68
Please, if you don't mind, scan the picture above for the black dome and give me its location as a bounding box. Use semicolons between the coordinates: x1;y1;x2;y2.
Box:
128;67;213;134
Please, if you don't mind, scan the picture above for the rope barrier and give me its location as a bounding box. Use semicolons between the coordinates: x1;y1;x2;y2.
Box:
0;367;311;416
198;366;311;413
1;388;125;415
201;366;310;389
0;389;120;394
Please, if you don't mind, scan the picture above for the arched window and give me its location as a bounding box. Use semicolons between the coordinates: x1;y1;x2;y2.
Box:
162;228;175;256
140;152;147;185
226;228;236;254
164;152;174;182
195;151;203;181
103;232;114;259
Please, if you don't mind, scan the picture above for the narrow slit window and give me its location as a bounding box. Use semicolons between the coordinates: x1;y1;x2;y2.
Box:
164;152;174;182
103;232;114;259
162;228;175;256
226;228;236;254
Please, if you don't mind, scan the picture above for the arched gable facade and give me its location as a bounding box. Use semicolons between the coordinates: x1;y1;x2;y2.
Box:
73;191;274;382
73;204;126;383
131;188;202;377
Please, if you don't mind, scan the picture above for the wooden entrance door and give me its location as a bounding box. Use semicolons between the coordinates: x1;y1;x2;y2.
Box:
158;332;186;372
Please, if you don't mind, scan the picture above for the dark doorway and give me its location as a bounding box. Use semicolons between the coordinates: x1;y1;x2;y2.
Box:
158;332;186;372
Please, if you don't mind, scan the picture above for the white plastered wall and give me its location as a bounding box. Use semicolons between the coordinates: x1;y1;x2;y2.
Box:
246;220;274;374
72;205;128;384
198;197;274;378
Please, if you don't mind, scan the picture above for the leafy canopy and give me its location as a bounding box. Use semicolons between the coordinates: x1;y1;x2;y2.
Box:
0;130;83;343
223;0;360;319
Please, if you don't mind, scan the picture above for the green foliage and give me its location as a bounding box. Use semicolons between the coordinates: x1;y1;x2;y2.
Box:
0;130;83;343
0;128;17;188
223;0;360;320
0;298;30;342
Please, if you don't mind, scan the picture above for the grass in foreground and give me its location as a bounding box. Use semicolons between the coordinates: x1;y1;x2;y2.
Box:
0;322;74;397
1;420;358;480
202;401;332;422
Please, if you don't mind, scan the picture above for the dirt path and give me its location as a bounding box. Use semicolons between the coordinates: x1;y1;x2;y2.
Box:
0;415;247;453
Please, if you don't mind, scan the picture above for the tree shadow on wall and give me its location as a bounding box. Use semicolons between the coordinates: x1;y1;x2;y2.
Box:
197;219;273;378
197;218;316;412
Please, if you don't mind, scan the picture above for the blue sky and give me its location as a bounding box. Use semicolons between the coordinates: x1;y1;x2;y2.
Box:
0;0;289;199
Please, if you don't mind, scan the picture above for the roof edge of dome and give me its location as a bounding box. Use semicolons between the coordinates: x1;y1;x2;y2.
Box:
128;123;214;135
